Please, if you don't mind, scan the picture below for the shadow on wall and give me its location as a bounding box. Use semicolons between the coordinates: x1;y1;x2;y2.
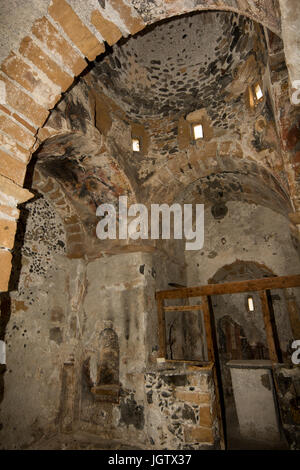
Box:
0;293;11;406
8;155;42;293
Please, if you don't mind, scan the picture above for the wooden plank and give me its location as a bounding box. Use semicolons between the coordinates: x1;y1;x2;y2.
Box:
212;365;226;450
156;274;300;300
201;295;215;362
163;305;202;311
259;290;279;362
157;295;167;358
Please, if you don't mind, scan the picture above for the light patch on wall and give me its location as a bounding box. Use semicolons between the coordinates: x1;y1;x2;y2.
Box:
0;80;6;104
193;123;203;140
255;83;263;100
0;340;6;364
132;137;140;152
248;83;263;108
247;296;255;312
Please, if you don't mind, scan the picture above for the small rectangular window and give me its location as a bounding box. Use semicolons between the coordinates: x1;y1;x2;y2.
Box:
247;296;255;312
132;138;140;152
254;83;263;100
193;123;203;140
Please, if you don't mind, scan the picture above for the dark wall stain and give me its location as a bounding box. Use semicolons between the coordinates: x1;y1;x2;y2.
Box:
182;403;196;423
162;374;188;387
49;327;63;344
261;373;271;391
120;393;145;430
146;390;153;404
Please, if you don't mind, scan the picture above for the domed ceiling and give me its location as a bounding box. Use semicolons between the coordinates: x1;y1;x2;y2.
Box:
91;11;266;126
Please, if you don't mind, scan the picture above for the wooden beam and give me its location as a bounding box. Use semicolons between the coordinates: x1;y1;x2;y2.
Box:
212;365;226;450
156;274;300;300
163;305;202;311
201;295;215;362
259;290;279;362
157;295;167;358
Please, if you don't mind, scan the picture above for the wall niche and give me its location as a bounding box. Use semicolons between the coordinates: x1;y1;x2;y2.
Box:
88;325;120;403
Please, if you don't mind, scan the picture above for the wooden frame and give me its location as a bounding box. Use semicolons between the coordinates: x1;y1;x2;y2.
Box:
156;274;300;451
156;274;300;361
156;274;300;300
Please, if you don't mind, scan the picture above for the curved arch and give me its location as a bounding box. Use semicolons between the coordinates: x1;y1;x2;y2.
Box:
209;259;276;284
143;2;281;36
0;0;293;291
31;129;139;258
32;167;86;259
146;152;293;216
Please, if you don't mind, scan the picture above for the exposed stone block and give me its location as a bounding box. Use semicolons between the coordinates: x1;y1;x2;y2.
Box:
55;198;67;207
184;425;214;444
219;141;232;156
0;74;49;128
204;142;218;158
1;52;61;108
66;224;82;234
0;249;12;292
0;174;33;205
0;113;36;149
67;243;85;258
36;126;60;143
175;390;211;405
199;405;213;427
0;148;27;185
0;218;17;249
67;233;83;244
109;0;145;35
0;131;30;163
38;178;55;194
0;205;19;219
91;10;123;46
49;0;105;61
48;188;64;201
31;17;87;76
177;116;191;150
64;215;80;225
187;373;211;391
19;36;73;92
0;104;37;134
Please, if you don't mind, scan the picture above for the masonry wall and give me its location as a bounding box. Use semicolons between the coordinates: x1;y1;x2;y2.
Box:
185;201;300;362
0;195;78;449
185;201;300;448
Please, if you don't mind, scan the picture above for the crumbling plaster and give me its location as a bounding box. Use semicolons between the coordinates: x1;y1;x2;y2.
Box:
0;1;299;451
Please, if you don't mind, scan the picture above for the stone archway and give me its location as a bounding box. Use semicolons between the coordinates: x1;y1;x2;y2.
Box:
0;0;298;291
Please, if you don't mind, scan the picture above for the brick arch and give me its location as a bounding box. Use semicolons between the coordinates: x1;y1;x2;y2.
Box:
31;126;139;259
146;149;292;213
32;167;87;259
208;260;276;284
0;0;286;291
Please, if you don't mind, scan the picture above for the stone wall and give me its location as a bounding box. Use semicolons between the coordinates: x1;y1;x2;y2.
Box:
0;0;299;293
0;1;299;451
145;366;219;450
185;201;300;448
0;194;72;448
274;365;300;450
